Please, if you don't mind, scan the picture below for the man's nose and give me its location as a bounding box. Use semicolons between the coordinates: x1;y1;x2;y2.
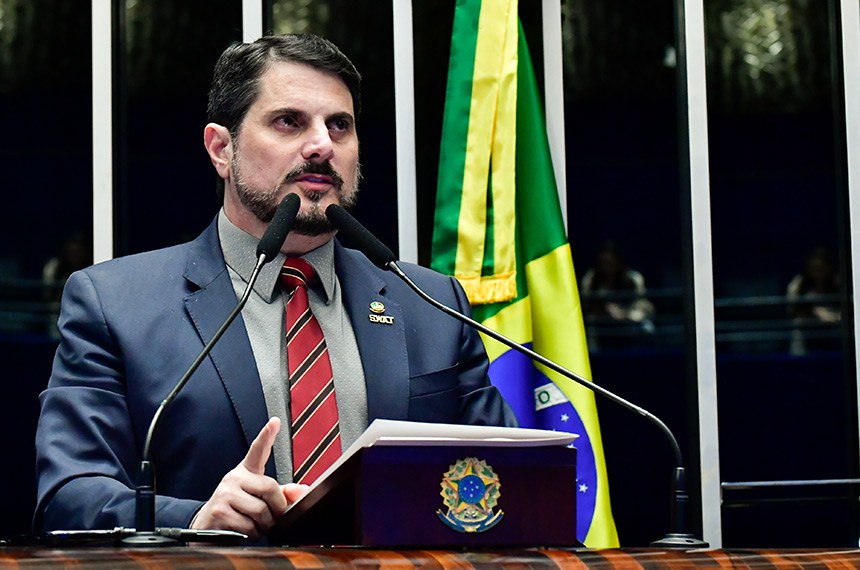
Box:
301;123;335;163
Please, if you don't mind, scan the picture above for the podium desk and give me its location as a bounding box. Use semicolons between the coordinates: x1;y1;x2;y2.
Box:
2;547;860;568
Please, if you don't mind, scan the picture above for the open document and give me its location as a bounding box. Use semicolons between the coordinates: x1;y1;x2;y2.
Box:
286;419;578;512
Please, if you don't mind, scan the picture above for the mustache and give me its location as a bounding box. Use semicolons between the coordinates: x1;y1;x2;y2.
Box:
280;161;345;190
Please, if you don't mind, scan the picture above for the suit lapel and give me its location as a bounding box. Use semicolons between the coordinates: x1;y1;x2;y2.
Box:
182;220;273;475
335;243;410;422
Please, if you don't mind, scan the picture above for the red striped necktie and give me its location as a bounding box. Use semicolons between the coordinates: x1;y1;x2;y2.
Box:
280;258;341;485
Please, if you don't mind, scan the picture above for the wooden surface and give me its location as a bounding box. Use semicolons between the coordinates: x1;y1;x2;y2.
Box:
3;547;860;568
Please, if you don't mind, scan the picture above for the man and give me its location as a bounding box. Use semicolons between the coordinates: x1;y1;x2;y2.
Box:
35;34;516;541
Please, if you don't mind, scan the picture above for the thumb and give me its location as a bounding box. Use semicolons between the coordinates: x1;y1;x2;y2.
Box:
282;483;309;504
242;416;281;475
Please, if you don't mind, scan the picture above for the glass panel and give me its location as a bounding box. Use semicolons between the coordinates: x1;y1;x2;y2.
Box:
0;0;92;538
268;0;398;253
560;1;687;546
706;0;857;546
412;0;453;264
118;0;242;256
563;3;683;355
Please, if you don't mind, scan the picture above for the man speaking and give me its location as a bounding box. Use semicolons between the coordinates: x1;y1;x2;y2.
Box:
34;34;516;541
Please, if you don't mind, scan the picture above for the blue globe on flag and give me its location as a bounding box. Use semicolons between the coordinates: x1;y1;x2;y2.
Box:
487;344;598;543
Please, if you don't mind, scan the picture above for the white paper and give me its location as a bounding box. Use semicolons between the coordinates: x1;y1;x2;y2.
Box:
297;419;578;499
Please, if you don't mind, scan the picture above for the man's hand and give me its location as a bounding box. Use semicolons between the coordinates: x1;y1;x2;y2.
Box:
191;417;306;540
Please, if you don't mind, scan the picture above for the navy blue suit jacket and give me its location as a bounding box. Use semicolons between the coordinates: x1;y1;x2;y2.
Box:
34;218;516;531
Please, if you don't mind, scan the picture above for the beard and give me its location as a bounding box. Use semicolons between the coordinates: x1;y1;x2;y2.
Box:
231;155;361;236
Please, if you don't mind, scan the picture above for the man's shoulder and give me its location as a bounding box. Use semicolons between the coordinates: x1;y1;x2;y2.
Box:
335;243;454;286
79;220;220;285
59;236;221;321
333;243;466;314
81;241;196;282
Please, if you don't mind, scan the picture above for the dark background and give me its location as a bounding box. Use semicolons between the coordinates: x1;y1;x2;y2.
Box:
0;0;856;547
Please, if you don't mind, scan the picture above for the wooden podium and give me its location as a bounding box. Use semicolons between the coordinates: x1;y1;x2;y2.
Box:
270;421;579;548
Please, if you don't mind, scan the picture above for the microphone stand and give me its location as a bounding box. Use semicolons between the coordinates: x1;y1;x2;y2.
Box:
121;255;271;546
117;193;300;546
46;258;270;547
327;203;706;546
42;195;299;547
385;260;708;548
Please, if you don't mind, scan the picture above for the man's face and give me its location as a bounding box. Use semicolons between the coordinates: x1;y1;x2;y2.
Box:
227;60;360;239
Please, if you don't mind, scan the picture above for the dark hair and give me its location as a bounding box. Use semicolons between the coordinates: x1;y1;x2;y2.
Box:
591;241;636;291
207;34;362;198
797;246;838;295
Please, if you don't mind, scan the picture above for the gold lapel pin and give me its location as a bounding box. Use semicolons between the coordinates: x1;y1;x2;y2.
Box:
368;301;394;325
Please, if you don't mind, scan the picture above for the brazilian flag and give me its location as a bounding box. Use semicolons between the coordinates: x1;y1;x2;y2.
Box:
431;0;619;547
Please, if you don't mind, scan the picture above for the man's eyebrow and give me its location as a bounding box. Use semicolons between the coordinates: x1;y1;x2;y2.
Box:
327;111;355;123
267;108;354;124
270;107;306;118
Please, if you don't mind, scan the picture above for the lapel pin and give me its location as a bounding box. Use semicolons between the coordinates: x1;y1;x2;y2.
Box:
368;301;394;325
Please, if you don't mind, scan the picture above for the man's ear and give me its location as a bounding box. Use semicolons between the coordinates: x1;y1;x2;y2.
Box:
204;123;233;180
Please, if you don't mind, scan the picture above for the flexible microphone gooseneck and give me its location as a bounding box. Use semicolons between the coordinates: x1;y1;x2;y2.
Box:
120;193;301;546
325;203;707;548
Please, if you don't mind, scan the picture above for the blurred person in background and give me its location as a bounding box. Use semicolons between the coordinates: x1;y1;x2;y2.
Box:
581;241;655;350
786;246;841;355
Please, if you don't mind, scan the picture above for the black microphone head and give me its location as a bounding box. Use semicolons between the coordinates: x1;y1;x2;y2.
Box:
256;193;301;261
325;204;396;268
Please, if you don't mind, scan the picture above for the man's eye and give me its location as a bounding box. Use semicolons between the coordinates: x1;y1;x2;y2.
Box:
278;115;298;127
331;118;350;131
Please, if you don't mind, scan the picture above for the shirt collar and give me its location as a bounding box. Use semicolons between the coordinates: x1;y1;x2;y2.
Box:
217;209;336;304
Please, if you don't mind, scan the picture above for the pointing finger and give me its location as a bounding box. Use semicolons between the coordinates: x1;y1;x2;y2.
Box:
242;417;281;475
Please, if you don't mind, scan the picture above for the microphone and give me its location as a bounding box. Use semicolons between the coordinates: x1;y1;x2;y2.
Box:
118;193;300;546
325;203;396;267
325;204;708;548
258;193;301;259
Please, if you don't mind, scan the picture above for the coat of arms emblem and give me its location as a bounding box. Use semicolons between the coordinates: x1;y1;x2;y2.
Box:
436;457;503;533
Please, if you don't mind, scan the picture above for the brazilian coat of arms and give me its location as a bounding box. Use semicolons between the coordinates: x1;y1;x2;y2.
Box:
436;457;503;533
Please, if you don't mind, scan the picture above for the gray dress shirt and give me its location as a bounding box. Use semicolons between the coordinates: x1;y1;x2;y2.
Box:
217;211;368;483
